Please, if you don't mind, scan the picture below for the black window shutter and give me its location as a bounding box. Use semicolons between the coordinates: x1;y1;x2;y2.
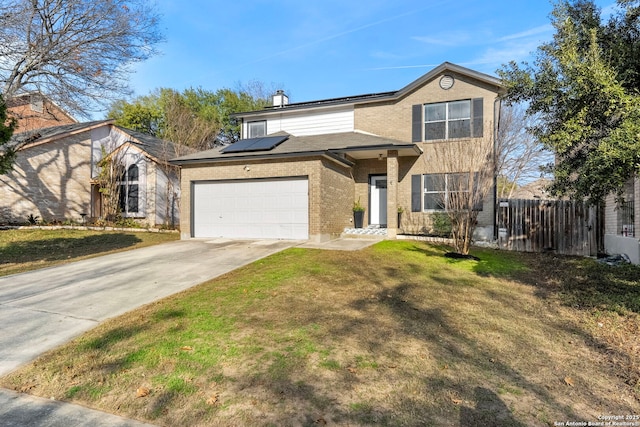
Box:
472;98;483;138
411;174;422;212
411;104;422;142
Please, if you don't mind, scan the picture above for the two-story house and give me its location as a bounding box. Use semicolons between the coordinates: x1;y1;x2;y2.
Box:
171;62;504;242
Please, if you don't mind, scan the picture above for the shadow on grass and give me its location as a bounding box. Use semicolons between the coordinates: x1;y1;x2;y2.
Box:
234;280;585;426
411;242;640;316
460;387;526;427
472;250;640;315
239;243;640;425
0;233;142;265
80;325;147;352
21;241;636;426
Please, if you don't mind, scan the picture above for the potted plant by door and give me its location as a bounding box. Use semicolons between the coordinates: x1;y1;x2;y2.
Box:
353;198;365;228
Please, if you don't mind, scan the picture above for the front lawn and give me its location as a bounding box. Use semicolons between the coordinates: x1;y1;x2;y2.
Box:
0;229;178;276
1;240;638;426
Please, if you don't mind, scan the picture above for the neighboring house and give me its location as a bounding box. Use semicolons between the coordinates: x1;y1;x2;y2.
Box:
0;120;185;227
603;178;640;263
171;62;504;242
6;93;77;133
507;178;554;200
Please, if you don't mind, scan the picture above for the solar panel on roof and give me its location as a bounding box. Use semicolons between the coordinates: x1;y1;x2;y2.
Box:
221;135;288;154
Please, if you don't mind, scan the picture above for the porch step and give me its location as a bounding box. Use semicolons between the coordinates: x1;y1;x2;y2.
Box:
341;226;388;239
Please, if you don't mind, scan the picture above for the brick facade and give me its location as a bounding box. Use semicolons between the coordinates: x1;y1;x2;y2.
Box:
179;156;353;241
7;95;76;133
178;63;503;242
0;131;92;223
354;70;500;239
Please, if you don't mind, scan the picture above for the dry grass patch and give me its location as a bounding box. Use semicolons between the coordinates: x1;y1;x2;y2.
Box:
1;240;638;426
0;229;178;276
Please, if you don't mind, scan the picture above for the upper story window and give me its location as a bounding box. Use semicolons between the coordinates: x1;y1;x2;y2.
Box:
412;98;483;142
425;100;470;140
247;121;266;138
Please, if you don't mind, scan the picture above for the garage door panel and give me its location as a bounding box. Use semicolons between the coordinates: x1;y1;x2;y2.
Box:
193;179;308;239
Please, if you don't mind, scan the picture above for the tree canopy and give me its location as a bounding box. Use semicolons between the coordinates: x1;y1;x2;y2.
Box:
108;84;273;149
0;0;163;118
498;0;640;204
0;95;17;174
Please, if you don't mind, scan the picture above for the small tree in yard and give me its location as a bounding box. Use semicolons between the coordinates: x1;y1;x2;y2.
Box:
428;140;494;255
95;146;126;222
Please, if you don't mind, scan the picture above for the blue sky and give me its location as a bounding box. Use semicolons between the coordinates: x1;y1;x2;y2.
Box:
126;0;617;106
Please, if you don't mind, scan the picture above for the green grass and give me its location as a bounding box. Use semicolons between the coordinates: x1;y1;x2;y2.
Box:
1;240;638;427
0;229;178;276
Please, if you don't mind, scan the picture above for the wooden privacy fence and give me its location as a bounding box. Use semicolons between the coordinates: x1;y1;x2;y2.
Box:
497;199;602;257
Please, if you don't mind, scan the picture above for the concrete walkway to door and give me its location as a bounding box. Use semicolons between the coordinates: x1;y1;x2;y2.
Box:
0;238;296;377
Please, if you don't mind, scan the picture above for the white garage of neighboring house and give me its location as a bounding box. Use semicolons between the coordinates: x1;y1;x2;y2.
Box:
191;177;309;240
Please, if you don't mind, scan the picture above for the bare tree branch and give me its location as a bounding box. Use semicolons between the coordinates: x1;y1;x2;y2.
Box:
0;0;163;118
427;138;494;255
495;103;553;198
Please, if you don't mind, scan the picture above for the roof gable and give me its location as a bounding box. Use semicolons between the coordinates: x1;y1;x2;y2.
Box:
10;121;193;164
10;120;113;149
234;62;503;118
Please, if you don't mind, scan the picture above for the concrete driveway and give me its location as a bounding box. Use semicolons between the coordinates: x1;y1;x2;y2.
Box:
0;238;296;376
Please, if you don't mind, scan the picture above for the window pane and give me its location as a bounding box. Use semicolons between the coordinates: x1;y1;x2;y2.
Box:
448;100;470;120
425;193;445;210
118;184;127;213
448;119;471;139
128;184;139;213
448;191;470;209
424;174;445;192
425;103;445;121
425;122;446;140
448;173;469;191
248;121;266;138
127;164;139;181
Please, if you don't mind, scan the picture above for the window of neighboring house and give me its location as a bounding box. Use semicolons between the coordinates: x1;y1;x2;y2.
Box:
247;121;266;138
118;164;140;216
618;198;635;237
412;172;483;212
424;100;471;140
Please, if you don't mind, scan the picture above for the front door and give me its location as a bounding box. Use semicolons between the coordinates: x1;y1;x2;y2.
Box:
370;175;387;227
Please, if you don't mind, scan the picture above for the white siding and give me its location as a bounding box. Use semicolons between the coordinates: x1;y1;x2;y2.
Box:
604;193;617;235
244;107;354;137
155;167;180;227
90;126;111;179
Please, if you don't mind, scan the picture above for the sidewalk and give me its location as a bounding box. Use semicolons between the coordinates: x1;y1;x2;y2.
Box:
0;388;156;427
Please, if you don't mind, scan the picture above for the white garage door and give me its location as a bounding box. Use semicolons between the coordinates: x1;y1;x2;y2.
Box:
193;178;309;239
